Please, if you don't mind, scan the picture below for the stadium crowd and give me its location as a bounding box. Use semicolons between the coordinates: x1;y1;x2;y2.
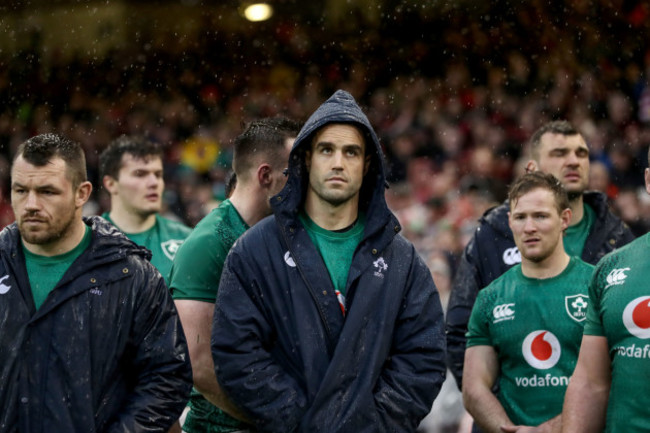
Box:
1;2;650;430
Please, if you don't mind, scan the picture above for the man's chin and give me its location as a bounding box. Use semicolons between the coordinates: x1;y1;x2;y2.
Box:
20;231;58;246
567;190;584;201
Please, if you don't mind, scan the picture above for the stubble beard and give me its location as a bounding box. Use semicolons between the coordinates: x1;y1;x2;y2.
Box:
19;210;76;246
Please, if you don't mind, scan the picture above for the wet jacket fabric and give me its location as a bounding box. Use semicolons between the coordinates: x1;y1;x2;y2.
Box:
445;191;635;387
212;90;446;433
0;216;192;433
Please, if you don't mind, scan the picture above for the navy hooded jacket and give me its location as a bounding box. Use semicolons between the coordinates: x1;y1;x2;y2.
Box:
212;90;446;433
445;192;635;387
0;216;192;433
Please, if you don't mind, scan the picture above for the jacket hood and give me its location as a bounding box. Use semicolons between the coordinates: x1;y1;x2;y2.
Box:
480;200;512;238
272;90;391;228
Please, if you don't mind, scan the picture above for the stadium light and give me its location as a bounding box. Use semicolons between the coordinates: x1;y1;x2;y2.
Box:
243;3;273;22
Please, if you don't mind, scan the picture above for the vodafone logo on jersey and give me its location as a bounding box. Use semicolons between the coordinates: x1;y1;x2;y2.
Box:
522;330;561;369
622;296;650;339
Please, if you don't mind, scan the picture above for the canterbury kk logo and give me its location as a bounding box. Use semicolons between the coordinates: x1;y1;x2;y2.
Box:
606;268;631;288
0;275;10;295
493;303;515;323
503;247;521;266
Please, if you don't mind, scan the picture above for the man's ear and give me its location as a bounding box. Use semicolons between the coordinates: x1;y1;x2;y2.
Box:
364;154;371;176
103;175;117;194
76;181;93;208
560;207;572;231
257;163;272;187
525;160;538;173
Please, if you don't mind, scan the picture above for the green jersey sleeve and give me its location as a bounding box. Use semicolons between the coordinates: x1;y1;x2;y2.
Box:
466;289;493;348
584;265;606;337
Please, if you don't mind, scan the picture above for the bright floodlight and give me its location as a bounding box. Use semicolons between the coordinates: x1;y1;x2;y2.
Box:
244;3;273;22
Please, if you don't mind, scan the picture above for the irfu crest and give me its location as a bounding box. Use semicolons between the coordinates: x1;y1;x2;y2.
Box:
161;239;185;260
565;294;589;323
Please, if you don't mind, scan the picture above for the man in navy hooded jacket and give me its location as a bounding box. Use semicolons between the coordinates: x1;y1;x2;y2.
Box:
211;90;446;432
0;133;192;433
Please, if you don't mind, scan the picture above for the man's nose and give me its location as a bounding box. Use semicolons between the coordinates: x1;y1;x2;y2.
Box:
523;217;536;232
332;150;344;168
146;174;161;186
566;151;580;166
24;191;40;210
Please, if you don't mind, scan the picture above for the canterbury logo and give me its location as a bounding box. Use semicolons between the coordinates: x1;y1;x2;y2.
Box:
502;247;521;266
284;251;296;267
0;275;11;295
606;268;631;288
493;303;515;322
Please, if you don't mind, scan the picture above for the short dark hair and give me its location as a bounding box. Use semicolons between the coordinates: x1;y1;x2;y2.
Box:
232;117;301;178
509;171;570;215
529;120;580;160
14;133;87;187
99;135;163;180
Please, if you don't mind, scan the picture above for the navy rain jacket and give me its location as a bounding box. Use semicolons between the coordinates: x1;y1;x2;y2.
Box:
212;90;446;433
445;192;635;387
0;216;192;433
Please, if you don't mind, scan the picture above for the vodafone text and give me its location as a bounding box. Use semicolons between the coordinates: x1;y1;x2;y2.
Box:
514;374;570;387
614;344;650;359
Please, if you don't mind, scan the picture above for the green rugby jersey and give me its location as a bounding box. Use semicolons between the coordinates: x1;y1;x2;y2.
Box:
170;199;249;433
102;213;191;285
584;233;650;433
467;257;594;426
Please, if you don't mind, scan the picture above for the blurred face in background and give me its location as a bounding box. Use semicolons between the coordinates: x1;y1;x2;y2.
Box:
104;154;164;219
531;133;590;199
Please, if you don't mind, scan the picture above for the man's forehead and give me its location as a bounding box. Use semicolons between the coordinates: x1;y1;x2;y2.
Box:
539;132;588;150
511;188;556;211
12;156;70;183
121;153;162;167
313;124;365;145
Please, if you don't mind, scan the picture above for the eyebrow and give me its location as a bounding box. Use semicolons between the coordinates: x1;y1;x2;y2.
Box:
315;141;364;152
12;182;61;191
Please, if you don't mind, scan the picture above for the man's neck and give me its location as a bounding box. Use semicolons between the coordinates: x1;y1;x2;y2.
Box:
23;218;87;257
228;185;270;227
568;194;584;227
109;208;157;233
304;195;359;231
521;249;571;280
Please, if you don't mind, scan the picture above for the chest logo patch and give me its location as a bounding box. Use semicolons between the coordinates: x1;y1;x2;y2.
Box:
0;275;10;294
522;330;561;369
565;294;589;323
502;247;521;266
622;296;650;339
161;239;185;260
605;267;631;289
284;251;296;267
493;303;515;323
373;257;388;278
